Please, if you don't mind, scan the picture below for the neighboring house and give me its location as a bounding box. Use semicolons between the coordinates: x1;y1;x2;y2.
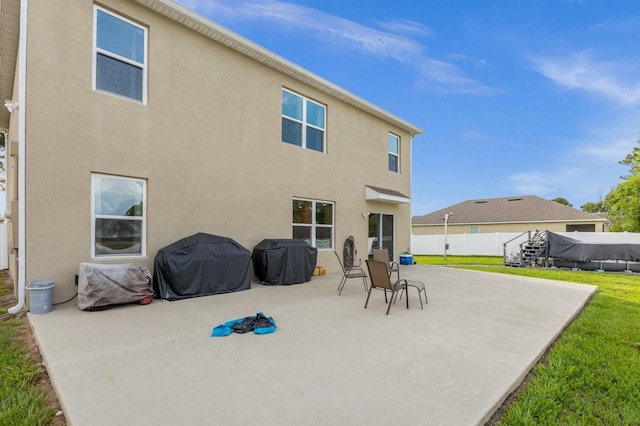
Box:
412;195;609;235
0;0;422;310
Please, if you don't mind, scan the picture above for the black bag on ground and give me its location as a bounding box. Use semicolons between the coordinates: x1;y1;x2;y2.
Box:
231;313;274;334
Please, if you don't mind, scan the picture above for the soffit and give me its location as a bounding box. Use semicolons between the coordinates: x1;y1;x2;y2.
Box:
0;0;20;130
133;0;423;136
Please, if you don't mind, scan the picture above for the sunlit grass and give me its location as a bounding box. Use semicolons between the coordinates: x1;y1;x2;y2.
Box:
419;257;640;425
0;280;7;316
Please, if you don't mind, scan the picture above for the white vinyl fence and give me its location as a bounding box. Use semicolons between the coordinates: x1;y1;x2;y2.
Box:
411;232;640;257
411;232;522;256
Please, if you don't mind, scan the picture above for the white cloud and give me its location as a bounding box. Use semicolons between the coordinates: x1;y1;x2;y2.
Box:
461;129;486;140
448;53;488;68
578;136;634;163
529;50;640;105
507;165;605;203
179;0;422;59
374;19;432;38
525;50;640;203
177;0;494;94
415;58;498;94
508;171;555;196
571;113;639;164
506;119;637;206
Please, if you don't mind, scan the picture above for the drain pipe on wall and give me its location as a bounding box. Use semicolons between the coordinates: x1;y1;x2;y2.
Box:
9;0;28;314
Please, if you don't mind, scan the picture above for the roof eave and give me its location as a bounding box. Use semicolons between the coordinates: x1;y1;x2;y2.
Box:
133;0;423;136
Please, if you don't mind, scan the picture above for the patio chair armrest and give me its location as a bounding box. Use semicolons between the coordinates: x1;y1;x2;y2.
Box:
390;261;400;283
394;279;408;288
347;263;366;276
348;258;363;271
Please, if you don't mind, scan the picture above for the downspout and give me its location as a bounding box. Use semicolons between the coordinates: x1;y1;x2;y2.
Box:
9;0;28;314
408;133;414;254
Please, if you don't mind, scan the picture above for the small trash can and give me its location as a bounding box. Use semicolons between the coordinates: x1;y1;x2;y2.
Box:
26;280;55;314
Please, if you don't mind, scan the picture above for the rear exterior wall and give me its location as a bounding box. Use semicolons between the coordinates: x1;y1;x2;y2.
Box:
16;0;413;299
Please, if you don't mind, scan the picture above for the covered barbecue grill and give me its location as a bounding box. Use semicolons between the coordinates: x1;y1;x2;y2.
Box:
252;239;317;285
153;233;251;300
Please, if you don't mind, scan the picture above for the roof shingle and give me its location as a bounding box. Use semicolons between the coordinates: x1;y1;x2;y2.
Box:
411;195;607;225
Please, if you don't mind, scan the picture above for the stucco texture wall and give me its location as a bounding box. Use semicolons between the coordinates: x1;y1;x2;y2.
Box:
21;0;413;299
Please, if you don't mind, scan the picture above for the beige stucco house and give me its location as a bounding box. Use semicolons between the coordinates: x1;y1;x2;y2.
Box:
412;195;609;235
1;0;422;311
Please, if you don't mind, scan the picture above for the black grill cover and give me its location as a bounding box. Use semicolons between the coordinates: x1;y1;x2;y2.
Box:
153;233;251;300
252;239;318;285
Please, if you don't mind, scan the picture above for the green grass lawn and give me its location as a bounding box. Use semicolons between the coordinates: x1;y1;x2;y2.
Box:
417;256;640;425
0;277;59;425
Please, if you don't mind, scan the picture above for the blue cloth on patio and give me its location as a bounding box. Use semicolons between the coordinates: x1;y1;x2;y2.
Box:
211;312;276;337
211;317;245;337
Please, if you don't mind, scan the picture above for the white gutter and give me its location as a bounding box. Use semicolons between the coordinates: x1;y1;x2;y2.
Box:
9;0;28;314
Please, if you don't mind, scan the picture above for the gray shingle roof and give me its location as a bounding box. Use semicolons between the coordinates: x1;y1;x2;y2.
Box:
412;195;607;225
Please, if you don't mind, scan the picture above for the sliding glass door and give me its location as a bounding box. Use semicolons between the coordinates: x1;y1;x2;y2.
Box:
368;213;394;260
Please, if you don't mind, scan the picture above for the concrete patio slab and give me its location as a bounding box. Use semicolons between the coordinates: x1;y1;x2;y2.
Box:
28;266;596;425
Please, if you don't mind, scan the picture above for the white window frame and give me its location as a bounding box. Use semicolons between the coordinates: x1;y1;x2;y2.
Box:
92;5;148;104
292;198;334;249
91;173;147;258
388;133;400;173
282;88;326;153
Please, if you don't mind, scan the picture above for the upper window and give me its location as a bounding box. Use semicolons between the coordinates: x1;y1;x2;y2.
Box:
93;6;147;103
91;173;146;257
292;198;334;249
388;133;400;173
282;89;326;153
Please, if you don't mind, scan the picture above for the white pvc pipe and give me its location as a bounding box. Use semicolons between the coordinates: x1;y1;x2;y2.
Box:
9;0;28;314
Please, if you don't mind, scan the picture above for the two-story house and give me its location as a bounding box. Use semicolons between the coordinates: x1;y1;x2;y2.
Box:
1;0;422;310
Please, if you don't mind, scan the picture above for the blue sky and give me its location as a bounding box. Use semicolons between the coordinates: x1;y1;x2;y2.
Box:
2;0;640;220
177;0;640;216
